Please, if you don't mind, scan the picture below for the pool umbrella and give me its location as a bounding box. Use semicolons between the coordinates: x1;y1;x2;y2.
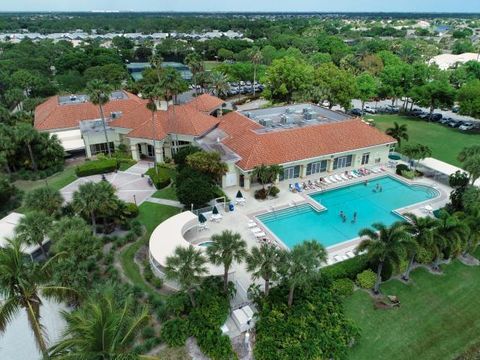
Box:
212;205;219;215
198;213;207;223
236;190;243;199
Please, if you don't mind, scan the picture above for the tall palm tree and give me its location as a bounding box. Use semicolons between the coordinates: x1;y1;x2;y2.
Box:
279;240;327;307
0;238;74;358
250;47;263;97
49;288;149;359
15;122;38;172
246;243;281;296
208;71;229;98
386;122;409;148
402;213;437;281
357;222;413;293
185;52;204;97
15;210;52;258
431;211;468;270
86;80;113;157
463;207;480;256
143;84;164;173
207;230;247;292
164;245;208;307
23;186;64;217
150;52;164;83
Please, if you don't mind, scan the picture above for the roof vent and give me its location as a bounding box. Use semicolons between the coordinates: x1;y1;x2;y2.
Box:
69;95;77;101
110;111;122;119
285;107;294;114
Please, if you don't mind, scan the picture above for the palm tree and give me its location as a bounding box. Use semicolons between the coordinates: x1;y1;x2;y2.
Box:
185;52;204;97
86;80;113;157
402;213;437;281
386;122;409;148
431;211;468;270
150;52;164;83
462;207;480;256
164;245;208;307
0;238;74;358
15;122;38;171
207;230;247;292
279;240;327;307
143;84;164;173
15;210;52;258
208;71;229;98
246;243;281;296
23;186;64;216
357;222;413;293
49;288;149;359
251;164;283;195
250;47;263;97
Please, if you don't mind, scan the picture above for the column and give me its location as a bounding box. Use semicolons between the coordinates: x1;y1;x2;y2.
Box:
300;164;307;178
155;147;164;164
244;176;251;190
130;144;140;161
327;159;334;172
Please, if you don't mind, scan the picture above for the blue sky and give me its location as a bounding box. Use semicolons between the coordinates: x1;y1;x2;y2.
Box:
2;0;479;13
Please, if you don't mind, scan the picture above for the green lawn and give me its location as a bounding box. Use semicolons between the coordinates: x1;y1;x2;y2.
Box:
203;60;220;71
14;165;78;192
120;202;180;296
152;185;178;201
118;160;137;171
345;260;480;360
372;115;480;167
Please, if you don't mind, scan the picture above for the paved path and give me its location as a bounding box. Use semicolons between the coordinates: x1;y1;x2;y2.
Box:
123;161;153;176
146;197;184;208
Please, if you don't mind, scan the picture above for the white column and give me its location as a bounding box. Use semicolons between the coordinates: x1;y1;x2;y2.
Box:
300;164;307;178
131;144;140;161
244;176;251;190
155;147;164;163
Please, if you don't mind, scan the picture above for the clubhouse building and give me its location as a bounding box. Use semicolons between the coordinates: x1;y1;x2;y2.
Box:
35;92;396;189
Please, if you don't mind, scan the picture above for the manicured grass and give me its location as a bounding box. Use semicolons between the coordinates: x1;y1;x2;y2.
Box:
203;60;220;71
345;260;480;360
372;114;480;167
14;165;78;192
118;160;137;171
152;185;178;201
120;202;180;296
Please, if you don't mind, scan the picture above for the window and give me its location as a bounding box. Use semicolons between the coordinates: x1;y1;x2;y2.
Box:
147;144;155;157
90;142;115;156
333;155;353;170
361;153;370;165
279;165;300;181
306;160;328;175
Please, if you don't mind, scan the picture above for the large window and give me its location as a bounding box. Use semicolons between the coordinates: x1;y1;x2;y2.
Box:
333;155;353;170
361;153;370;165
279;165;300;181
306;160;328;175
147;144;155;157
90;142;115;156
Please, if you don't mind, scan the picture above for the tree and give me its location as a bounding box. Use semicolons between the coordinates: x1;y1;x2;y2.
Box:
452;39;475;55
176;169;215;209
208;71;229;98
0;174;20;217
15;122;39;171
279;240;327;307
185;52;204;96
314;62;357;110
142;84;164;173
251;164;283;195
0;238;74;357
263;56;314;103
250;47;263;96
410;79;456;118
458;145;480;163
356;222;413;293
402;213;437;281
207;230;247;292
448;170;470;212
402;143;432;172
356;72;378;110
86;80;113;157
164;245;208;307
157;67;188;104
385;122;408;148
457;80;480;119
186;151;228;183
462;155;480;185
49;288;148;359
15;211;52;258
246;243;281;296
23;187;64;216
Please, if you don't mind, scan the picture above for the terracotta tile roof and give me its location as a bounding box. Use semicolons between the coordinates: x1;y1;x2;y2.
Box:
188;94;225;113
126;103;219;140
218;113;396;171
34;91;147;131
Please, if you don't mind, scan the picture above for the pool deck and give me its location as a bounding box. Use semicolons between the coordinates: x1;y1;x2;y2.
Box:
183;166;451;291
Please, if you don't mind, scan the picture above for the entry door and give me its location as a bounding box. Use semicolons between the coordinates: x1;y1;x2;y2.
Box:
284;167;295;180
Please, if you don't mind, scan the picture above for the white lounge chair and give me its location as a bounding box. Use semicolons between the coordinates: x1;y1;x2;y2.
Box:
340;173;349;181
211;214;223;222
350;171;359;178
323;177;332;184
236;197;246;205
251;227;263;233
334;174;343;182
345;251;355;259
333;254;346;262
255;231;267;238
247;222;257;228
328;176;337;183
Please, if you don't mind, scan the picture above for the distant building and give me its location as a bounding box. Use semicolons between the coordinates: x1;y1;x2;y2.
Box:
429;53;480;70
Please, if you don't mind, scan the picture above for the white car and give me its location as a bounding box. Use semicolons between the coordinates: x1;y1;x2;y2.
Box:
364;105;377;114
459;123;475;131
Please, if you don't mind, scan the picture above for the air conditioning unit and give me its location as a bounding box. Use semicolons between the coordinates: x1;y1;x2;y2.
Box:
259;118;273;127
285;107;294;114
303;112;313;120
280;114;294;124
110;111;123;119
302;107;312;114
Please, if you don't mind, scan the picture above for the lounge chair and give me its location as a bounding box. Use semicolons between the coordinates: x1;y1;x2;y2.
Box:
333;254;346;263
236;197;246;205
247;222;257;228
295;183;303;192
350;171;359;178
334;174;343;182
211;214;223;222
314;180;322;188
353;169;362;177
323;177;332;184
251;227;263;233
302;182;309;190
345;251;355;259
307;180;316;189
254;231;267;238
198;223;209;231
340;173;349;181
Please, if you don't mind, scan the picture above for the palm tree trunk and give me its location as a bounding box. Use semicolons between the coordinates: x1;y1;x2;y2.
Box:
288;285;295;307
432;255;441;271
99;103;112;157
188;289;196;308
38;240;47;259
25;301;48;357
264;278;270;296
91;213;96;234
223;265;229;292
151;109;158;174
253;65;257;97
402;253;415;281
374;261;384;294
27;142;37;172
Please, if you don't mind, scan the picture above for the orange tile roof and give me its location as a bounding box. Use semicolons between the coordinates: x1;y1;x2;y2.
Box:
34;91;147;131
188;93;225;113
218;112;396;171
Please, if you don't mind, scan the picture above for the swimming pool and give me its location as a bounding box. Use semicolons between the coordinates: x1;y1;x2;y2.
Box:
257;176;439;249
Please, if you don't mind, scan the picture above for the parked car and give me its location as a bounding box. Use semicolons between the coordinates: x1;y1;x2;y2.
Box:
384;105;400;113
452;105;460;113
349;108;363;116
364;105;377;114
429;113;443;122
459;122;475;131
409;108;424;117
448;120;464;128
439;117;451;125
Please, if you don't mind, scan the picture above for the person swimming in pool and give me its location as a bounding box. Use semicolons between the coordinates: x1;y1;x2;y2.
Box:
352;212;357;224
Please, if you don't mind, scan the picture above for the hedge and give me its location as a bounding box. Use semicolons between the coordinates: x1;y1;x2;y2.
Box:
322;254;370;280
75;159;118;177
145;165;175;189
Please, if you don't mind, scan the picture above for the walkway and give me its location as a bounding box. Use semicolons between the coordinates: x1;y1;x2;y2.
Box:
146;197;183;208
123;160;153;176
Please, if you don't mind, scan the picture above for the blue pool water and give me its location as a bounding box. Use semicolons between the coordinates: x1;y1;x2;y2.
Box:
257;176;438;249
198;241;213;247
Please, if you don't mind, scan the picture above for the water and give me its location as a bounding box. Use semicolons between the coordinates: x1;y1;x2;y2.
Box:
198;241;213;247
258;176;438;249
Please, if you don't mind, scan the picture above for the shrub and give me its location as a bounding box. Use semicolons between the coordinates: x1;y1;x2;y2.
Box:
176;169;215;208
416;246;434;264
254;188;268;200
401;170;416;179
76;159;118;177
396;163;410;175
145;165;174;189
356;269;376;289
161;318;190;347
269;185;280;197
332;278;354;297
124;203;139;218
322;254;370;280
142;326;156;340
196;329;237;360
396;259;409;275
